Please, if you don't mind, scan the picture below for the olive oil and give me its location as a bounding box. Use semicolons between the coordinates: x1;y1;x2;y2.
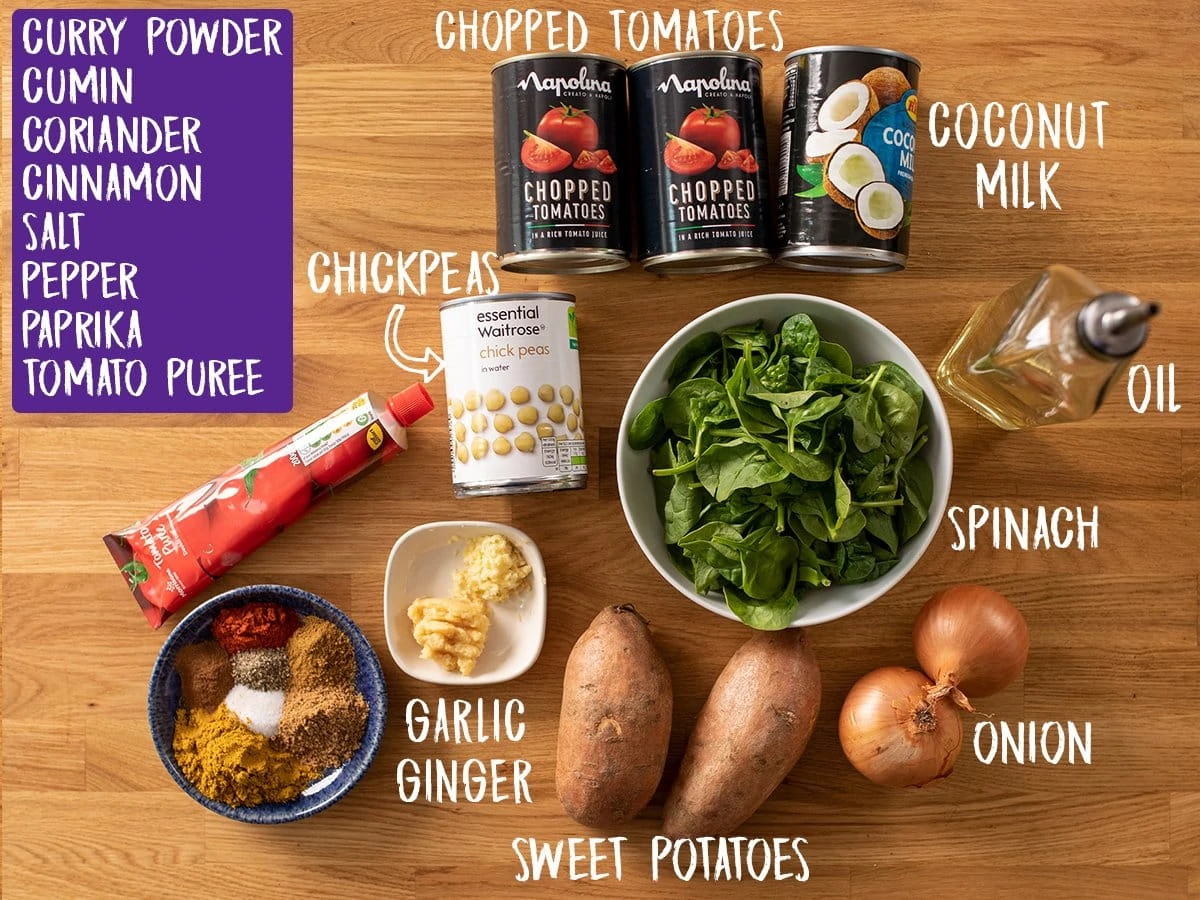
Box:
936;265;1158;429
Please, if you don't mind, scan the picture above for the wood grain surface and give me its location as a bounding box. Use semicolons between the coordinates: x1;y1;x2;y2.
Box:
4;0;1200;897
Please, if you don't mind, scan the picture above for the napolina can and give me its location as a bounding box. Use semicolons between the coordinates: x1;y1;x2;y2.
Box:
441;293;587;497
492;53;631;274
629;52;772;274
776;46;921;273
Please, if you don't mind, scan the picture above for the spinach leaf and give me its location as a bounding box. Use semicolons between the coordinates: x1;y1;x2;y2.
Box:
875;381;920;458
668;332;722;387
628;397;667;451
663;471;704;544
780;314;821;359
877;360;926;408
818;341;854;374
738;527;800;600
724;583;799;631
755;438;833;482
865;508;900;554
696;443;788;501
900;455;934;540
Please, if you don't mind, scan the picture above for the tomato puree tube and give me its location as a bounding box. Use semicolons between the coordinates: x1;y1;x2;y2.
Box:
103;384;435;627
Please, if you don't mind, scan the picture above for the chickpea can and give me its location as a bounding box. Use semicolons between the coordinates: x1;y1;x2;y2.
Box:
440;293;587;497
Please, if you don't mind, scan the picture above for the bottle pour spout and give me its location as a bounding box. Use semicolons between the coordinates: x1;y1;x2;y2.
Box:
1078;292;1158;358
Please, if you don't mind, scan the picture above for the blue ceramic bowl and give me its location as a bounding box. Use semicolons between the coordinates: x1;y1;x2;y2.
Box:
148;584;387;824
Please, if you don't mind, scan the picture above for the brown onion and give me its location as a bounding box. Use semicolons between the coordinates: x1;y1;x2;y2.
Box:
913;585;1029;711
838;666;963;788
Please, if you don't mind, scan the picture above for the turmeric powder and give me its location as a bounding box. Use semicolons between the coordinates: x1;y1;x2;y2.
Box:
173;705;316;807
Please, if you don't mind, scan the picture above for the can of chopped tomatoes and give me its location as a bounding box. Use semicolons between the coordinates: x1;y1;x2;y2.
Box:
629;52;772;274
492;53;631;274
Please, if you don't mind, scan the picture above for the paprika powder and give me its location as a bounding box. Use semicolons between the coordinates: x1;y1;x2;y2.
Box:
212;601;300;654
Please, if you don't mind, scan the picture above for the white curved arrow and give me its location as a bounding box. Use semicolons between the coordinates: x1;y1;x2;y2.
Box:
385;304;444;384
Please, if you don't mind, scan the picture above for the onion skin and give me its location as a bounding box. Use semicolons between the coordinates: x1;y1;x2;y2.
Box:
838;667;962;788
913;585;1029;706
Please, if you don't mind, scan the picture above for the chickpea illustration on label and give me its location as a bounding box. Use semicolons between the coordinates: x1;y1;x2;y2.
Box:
440;293;588;497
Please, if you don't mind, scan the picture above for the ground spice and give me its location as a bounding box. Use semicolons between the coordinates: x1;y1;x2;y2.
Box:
174;640;233;710
287;616;356;689
212;602;300;655
231;647;290;691
173;705;317;807
275;686;369;770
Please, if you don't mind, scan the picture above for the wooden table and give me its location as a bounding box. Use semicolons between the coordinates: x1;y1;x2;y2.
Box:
4;1;1200;896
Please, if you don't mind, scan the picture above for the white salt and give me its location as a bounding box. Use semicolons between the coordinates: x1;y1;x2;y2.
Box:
224;684;286;739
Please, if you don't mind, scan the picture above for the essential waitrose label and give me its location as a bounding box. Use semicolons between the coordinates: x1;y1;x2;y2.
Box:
441;296;587;487
12;10;293;412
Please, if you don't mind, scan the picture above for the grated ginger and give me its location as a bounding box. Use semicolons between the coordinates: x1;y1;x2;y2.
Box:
407;596;491;675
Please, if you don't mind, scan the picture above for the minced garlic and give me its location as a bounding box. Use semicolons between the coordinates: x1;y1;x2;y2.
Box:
453;534;532;605
407;534;533;676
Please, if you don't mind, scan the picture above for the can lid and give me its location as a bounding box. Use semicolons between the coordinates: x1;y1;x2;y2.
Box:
387;383;435;426
629;50;762;72
439;292;576;311
491;51;626;73
784;45;922;69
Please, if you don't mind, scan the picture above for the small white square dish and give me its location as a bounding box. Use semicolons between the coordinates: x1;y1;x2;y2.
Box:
383;521;546;685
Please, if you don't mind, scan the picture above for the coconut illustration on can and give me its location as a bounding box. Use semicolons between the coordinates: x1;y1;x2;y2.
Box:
777;47;920;274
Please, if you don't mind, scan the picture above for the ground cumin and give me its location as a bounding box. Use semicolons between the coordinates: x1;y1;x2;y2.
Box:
173;705;317;807
275;686;368;770
287;616;356;689
175;640;233;711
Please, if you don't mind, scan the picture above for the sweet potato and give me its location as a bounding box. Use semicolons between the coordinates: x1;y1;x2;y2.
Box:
555;605;673;827
663;629;821;837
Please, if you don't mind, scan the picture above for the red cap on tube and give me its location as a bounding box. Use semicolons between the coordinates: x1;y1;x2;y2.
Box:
387;383;435;426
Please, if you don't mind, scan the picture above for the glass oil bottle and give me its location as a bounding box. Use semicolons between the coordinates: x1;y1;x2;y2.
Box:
936;265;1158;430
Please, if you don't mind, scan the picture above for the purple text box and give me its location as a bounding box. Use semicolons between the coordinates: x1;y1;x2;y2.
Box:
12;9;293;413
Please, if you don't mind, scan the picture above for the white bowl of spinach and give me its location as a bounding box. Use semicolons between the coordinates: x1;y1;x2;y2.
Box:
617;293;952;630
